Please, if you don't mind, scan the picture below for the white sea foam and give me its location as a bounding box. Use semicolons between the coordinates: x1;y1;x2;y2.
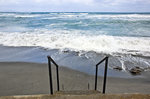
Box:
1;13;150;21
85;14;150;21
0;30;150;56
87;14;150;18
14;14;41;18
0;13;15;17
48;14;150;21
0;13;41;18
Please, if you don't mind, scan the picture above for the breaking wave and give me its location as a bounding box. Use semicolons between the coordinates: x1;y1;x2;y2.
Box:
0;29;150;57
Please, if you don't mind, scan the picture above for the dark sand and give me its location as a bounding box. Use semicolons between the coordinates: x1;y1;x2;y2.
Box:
0;62;150;96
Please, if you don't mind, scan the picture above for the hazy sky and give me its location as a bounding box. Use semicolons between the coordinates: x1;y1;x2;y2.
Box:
0;0;150;12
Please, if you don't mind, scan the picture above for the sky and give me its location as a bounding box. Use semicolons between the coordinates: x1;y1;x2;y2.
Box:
0;0;150;12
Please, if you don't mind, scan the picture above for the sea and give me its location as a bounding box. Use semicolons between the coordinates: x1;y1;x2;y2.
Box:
0;12;150;77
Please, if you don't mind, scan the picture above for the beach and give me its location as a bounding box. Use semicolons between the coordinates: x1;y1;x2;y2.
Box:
0;12;150;96
0;12;150;75
0;62;150;96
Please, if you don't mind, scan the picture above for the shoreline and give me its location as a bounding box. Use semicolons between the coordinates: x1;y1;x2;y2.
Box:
0;45;149;78
0;62;150;96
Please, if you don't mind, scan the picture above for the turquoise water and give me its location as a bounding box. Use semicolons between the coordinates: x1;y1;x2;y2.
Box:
0;12;150;55
0;12;150;37
0;12;150;74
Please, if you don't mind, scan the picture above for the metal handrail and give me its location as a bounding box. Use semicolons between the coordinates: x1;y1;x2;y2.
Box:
47;56;60;95
47;55;108;95
95;56;109;94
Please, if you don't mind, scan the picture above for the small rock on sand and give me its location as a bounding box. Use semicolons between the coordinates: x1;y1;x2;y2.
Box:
129;67;144;75
113;66;123;71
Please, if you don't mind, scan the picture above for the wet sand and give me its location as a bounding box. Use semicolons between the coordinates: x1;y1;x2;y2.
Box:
0;62;150;96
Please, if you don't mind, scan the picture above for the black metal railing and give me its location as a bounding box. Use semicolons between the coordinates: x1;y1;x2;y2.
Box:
47;56;108;95
95;56;109;94
47;56;60;95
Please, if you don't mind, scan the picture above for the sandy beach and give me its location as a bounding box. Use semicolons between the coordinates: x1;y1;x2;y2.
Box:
0;62;150;96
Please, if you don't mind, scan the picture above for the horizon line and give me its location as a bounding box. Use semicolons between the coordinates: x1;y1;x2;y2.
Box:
0;11;150;13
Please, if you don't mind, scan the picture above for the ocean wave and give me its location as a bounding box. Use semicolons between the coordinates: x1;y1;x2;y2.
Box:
85;14;150;20
0;13;41;18
14;15;41;18
0;30;150;56
1;13;150;21
41;14;150;21
0;26;29;32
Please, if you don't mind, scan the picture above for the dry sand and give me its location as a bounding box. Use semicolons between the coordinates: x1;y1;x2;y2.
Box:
0;62;150;96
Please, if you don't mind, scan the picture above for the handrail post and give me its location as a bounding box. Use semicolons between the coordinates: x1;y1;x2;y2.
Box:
49;57;60;92
56;66;60;91
47;56;60;94
94;56;109;94
103;57;108;94
47;56;53;95
95;65;98;90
